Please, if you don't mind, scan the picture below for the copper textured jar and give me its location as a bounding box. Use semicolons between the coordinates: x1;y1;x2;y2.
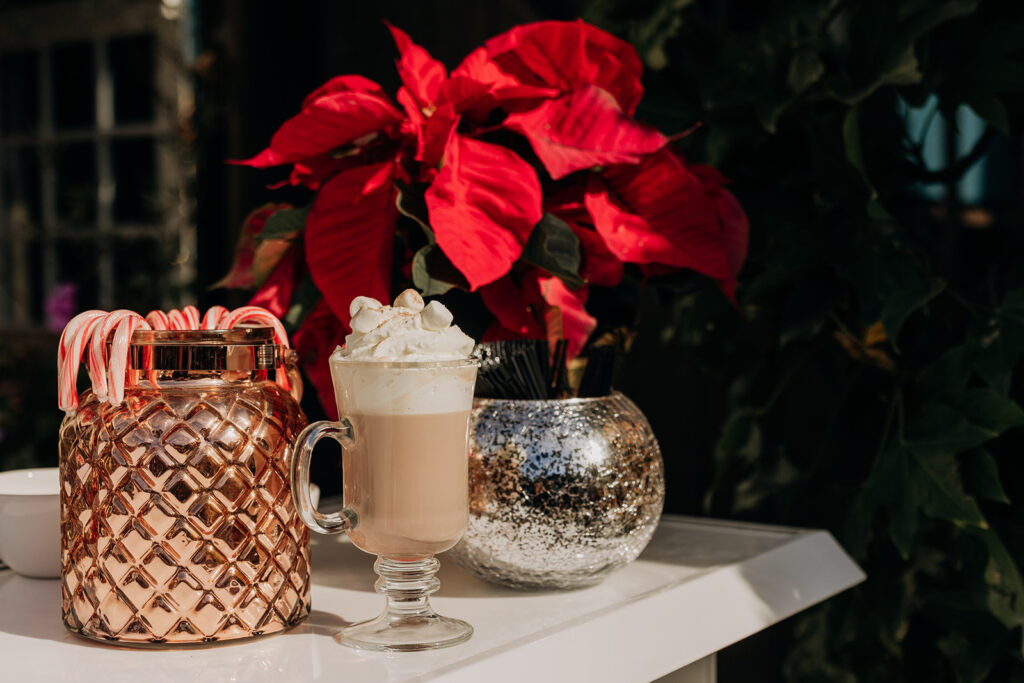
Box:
59;328;310;645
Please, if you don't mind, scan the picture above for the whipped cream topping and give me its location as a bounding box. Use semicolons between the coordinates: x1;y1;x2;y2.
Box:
333;289;474;362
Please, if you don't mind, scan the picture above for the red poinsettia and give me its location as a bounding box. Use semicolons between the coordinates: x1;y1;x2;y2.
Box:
227;19;748;416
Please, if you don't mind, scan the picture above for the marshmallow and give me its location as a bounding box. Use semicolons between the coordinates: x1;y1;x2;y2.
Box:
336;291;473;361
349;296;382;318
420;300;453;330
394;289;425;313
350;306;384;334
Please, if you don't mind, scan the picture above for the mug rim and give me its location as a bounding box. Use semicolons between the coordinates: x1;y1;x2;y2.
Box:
330;356;479;370
0;468;59;498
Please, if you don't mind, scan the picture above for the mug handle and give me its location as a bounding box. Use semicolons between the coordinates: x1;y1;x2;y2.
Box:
290;419;358;534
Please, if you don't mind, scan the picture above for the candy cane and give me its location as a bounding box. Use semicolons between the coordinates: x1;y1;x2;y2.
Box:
182;305;201;330
145;310;170;330
218;306;291;391
59;306;291;412
58;310;105;400
201;305;228;330
218;306;290;348
87;310;136;401
59;310;104;369
167;309;189;331
58;313;107;411
107;315;150;407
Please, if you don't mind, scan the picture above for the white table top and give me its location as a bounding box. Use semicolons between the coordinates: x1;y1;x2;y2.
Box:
0;515;864;682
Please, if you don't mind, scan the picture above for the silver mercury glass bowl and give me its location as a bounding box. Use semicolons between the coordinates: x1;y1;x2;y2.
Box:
448;392;665;589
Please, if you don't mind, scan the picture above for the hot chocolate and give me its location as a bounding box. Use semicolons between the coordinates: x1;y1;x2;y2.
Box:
290;288;479;650
343;410;471;558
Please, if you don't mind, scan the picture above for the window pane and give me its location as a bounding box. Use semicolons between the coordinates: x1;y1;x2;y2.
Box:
56;239;97;312
110;35;155;124
0;242;8;322
2;146;42;226
113;237;166;312
55;142;96;224
113;137;157;222
52;42;95;130
28;239;44;320
1;51;39;135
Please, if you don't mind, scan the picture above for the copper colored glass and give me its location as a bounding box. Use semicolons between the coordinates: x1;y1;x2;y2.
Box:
59;328;310;646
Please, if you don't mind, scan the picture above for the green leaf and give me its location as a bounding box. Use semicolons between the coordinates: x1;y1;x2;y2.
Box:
978;58;1024;94
911;0;980;33
842;106;877;198
398;182;471;297
787;49;825;94
628;0;695;71
998;285;1024;322
831;1;975;105
870;444;919;557
911;449;987;528
282;276;321;333
833;46;922;105
395;181;433;238
731;456;799;515
880;278;945;352
905;402;993;452
779;284;832;347
917;346;972;396
881;44;923;87
705;411;760;511
412;244;467;297
756;99;789;133
841;494;873;562
257;207;308;241
937;628;1004;683
717;411;758;464
966;93;1010;136
956;388;1024;434
520;214;583;287
962;449;1009;504
972;326;1013;396
866;198;893;221
974;529;1024;638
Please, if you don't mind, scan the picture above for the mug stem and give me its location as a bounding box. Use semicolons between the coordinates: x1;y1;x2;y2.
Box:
339;555;472;652
377;555;440;616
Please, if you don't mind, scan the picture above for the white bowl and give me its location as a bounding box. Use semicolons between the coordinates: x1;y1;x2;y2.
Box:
0;468;60;578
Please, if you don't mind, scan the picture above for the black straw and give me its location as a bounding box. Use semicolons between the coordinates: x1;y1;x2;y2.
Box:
474;339;613;399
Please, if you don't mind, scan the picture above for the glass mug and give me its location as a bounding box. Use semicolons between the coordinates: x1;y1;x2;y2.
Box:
290;357;478;651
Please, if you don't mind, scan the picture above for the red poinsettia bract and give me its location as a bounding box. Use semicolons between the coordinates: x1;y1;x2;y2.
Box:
234;19;748;410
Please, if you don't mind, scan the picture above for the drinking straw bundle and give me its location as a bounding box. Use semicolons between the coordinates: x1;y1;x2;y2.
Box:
576;346;616;398
473;340;550;399
473;340;617;399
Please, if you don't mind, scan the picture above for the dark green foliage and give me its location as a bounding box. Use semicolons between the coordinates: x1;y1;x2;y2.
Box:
256;206;309;241
586;0;1024;680
520;214;584;288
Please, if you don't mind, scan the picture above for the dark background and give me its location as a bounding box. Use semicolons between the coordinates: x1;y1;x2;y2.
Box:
3;0;1024;680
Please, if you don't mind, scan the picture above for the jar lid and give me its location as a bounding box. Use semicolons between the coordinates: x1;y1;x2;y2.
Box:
129;326;281;371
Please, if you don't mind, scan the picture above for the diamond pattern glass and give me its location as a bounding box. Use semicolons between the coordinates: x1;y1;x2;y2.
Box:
59;367;310;646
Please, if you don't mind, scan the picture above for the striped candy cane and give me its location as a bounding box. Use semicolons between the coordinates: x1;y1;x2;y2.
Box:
202;306;228;330
217;306;291;391
59;305;293;412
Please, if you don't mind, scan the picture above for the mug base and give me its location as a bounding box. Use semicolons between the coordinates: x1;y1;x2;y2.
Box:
340;613;473;652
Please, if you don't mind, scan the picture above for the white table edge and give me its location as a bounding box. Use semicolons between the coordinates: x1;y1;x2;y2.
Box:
425;516;866;683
